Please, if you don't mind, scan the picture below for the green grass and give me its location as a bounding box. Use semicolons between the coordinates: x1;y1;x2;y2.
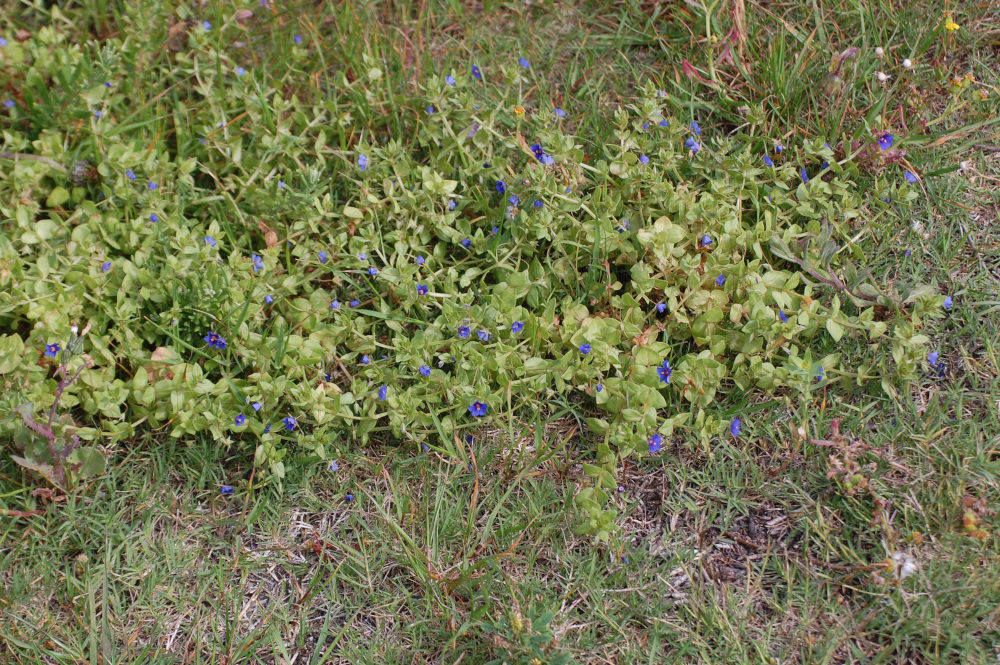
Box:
2;0;999;663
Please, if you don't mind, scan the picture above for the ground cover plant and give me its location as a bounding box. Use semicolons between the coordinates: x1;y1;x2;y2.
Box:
1;1;998;663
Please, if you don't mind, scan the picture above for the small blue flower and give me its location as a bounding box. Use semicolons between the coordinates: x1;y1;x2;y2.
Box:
445;75;456;86
508;195;520;207
904;249;912;257
639;154;649;165
690;120;702;135
358;154;368;171
360;354;371;365
518;57;530;69
477;330;490;342
235;67;246;77
357;252;367;261
596;383;604;392
147;181;158;190
278;180;285;188
415;255;426;265
511;321;524;333
329;461;339;472
943;295;953;310
264;424;271;433
904;170;917;184
763;154;774;167
235;414;246;426
368;266;378;276
426;105;434;115
318;251;328;264
419;365;431;377
93;110;102;118
642;122;650;130
448;199;456;210
458;326;471;339
220;485;234;495
468;401;488;417
657;359;672;384
496;180;506;194
149;213;159;222
264;294;274;304
778;309;788;323
461;238;471;248
349;299;360;307
554;108;566;118
252;402;262;411
701;235;712;247
0;38;7;46
471;65;482;80
878;133;894;151
417;284;428;295
101;261;112;273
3;99;15;108
928;351;940;366
44;343;60;358
345;493;354;502
378;385;388;401
715;274;726;287
649;433;663;454
203;235;216;247
816;366;825;382
684;137;700;154
579;343;592;355
201;20;211;30
330;300;340;310
656;302;667;313
730;418;741;438
203;331;227;350
774;141;784;154
533;200;543;209
283;416;297;431
294;34;302;44
658;119;668;127
799;168;809;183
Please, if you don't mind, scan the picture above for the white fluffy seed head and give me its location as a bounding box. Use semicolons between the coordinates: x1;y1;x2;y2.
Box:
902;58;912;69
875;47;884;57
876;71;890;82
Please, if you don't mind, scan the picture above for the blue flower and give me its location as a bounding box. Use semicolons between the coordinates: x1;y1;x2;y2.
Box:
928;351;940;366
448;199;456;210
318;251;328;264
643;122;650;130
639;154;649;165
283;416;297;431
0;38;7;46
360;354;371;365
511;321;524;333
358;252;367;261
701;235;712;246
763;154;774;167
579;343;592;355
235;414;246;426
445;75;456;86
93;110;102;118
264;424;271;433
533;200;543;209
329;461;339;471
943;295;953;310
419;365;431;377
458;326;471;339
203;331;227;350
904;249;911;257
378;385;388;401
799;168;809;183
461;238;471;248
368;266;378;276
471;65;482;80
518;57;530;69
330;300;340;310
220;485;234;495
264;294;273;304
554;108;567;118
657;359;672;384
235;67;246;77
477;330;490;342
715;274;725;287
3;99;16;108
101;261;112;273
656;302;667;313
252;402;262;411
496;180;506;194
294;34;302;44
358;154;368;171
468;401;488;417
730;418;741;438
904;170;917;184
345;493;354;502
684;137;700;154
690;120;702;135
649;433;663;454
203;235;217;247
596;383;604;392
491;225;500;235
426;105;434;115
508;195;520;207
658;119;668;127
417;284;428;295
44;343;61;358
816;366;825;382
878;133;894;151
251;254;263;273
147;181;157;190
774;141;784;154
278;180;285;188
349;299;360;307
201;20;211;30
778;309;788;323
415;255;426;265
149;213;159;222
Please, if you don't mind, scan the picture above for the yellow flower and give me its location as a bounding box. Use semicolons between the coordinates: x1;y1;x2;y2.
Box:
513;105;525;116
944;18;959;32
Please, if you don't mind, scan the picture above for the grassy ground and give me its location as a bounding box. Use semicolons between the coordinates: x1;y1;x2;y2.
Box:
2;0;999;663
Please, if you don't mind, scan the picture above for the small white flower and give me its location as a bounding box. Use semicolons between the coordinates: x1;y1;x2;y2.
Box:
902;58;913;69
890;551;918;580
876;71;891;82
875;47;885;57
